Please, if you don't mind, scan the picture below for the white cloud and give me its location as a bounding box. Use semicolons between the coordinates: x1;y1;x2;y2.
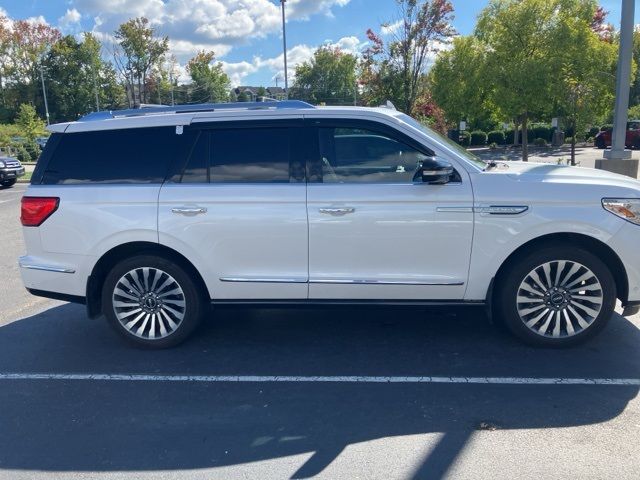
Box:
69;0;355;88
58;8;82;30
221;35;364;87
381;20;402;36
25;15;49;26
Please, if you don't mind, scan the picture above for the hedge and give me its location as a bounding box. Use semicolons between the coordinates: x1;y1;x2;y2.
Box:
487;130;506;145
470;130;487;146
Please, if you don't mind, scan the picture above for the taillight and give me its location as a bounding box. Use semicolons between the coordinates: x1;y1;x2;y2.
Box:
21;197;59;227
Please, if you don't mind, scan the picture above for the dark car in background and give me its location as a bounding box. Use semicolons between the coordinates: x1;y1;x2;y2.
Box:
595;120;640;149
0;156;25;187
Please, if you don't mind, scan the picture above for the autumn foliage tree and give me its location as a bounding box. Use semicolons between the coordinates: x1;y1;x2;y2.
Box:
360;0;455;114
114;17;168;106
0;14;60;120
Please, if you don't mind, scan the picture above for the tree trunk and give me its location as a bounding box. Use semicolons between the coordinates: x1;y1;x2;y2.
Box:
570;118;576;166
522;113;529;162
513;120;519;147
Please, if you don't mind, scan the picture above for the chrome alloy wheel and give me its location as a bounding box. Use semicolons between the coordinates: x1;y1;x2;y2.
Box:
112;267;186;339
516;260;603;338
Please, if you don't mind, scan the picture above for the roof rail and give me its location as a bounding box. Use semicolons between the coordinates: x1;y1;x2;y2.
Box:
78;100;315;122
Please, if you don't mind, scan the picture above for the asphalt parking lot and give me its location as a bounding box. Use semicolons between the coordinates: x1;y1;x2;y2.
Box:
2;182;640;479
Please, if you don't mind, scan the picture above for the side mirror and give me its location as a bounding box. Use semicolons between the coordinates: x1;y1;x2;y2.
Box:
414;157;454;184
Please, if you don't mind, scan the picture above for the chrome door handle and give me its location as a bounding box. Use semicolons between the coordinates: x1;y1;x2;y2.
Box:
171;207;207;215
319;207;355;216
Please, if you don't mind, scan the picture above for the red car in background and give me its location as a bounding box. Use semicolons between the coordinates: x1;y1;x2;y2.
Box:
595;120;640;149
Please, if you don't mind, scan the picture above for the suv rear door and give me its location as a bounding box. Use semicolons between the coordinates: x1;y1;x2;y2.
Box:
158;118;311;300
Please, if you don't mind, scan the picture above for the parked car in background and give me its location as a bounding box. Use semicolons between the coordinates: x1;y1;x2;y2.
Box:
595;120;640;149
0;156;25;187
18;101;640;349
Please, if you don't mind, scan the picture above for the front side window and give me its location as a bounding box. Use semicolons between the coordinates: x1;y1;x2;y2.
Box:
319;127;429;184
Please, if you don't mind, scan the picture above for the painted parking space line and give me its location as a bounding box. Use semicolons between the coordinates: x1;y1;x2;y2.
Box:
0;373;639;385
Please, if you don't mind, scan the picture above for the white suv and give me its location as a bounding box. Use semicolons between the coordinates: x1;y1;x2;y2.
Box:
18;101;640;348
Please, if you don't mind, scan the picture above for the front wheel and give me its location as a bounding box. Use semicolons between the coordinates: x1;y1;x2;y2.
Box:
1;179;16;187
594;136;606;149
496;246;616;347
102;255;205;348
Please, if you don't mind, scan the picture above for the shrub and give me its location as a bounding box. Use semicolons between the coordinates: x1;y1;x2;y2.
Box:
458;131;471;147
600;124;613;131
533;137;547;147
16;144;32;162
489;142;499;149
487;130;506;145
470;130;487;146
586;136;595;144
531;124;553;142
588;127;600;138
504;129;516;144
564;136;574;144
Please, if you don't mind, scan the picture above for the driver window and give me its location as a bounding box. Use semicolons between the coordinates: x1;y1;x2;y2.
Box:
319;127;428;183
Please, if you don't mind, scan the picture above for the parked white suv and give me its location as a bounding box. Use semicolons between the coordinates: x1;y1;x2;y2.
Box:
19;101;640;348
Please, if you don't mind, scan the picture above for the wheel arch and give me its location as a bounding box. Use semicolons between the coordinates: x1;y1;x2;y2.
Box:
491;232;628;306
86;241;210;318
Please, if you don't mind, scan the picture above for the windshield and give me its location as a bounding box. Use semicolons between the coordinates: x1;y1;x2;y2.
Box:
396;113;487;170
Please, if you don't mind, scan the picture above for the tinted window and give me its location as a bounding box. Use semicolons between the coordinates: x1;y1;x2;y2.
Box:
42;127;197;185
210;128;290;183
177;131;209;183
319;127;428;183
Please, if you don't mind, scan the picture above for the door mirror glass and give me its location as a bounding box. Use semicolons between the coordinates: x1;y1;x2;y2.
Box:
414;157;454;184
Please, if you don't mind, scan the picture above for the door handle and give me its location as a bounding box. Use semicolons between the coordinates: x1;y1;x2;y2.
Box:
319;207;355;216
171;207;207;215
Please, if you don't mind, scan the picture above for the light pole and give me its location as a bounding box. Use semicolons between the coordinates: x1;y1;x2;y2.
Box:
39;61;50;125
598;0;639;178
280;0;288;100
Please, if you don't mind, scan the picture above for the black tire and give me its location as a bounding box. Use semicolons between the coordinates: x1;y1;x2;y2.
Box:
594;136;606;149
1;179;16;187
495;245;616;347
102;254;205;348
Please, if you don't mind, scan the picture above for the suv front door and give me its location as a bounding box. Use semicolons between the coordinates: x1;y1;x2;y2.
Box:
306;119;474;300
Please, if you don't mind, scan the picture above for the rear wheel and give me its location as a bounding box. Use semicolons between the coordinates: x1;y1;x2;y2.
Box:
496;246;616;347
1;179;16;187
102;255;205;348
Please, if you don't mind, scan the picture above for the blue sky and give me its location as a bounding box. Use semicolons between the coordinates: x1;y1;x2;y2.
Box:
0;0;637;86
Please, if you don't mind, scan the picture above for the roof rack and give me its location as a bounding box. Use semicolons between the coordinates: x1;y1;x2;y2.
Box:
78;100;315;122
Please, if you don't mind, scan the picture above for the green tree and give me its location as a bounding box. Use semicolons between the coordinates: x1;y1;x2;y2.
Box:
475;0;564;161
549;1;617;165
360;0;455;113
290;46;357;105
186;50;231;103
113;17;169;106
43;34;124;121
430;36;492;128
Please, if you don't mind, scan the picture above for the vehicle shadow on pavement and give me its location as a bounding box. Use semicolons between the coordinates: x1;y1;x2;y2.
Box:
0;303;638;478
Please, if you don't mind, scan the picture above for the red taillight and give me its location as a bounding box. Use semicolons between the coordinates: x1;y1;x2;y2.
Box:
21;197;59;227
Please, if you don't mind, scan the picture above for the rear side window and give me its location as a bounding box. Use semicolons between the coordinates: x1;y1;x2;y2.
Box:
210;128;290;183
41;127;197;185
177;126;294;183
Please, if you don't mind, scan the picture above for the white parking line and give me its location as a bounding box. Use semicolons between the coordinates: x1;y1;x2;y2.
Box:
0;373;639;385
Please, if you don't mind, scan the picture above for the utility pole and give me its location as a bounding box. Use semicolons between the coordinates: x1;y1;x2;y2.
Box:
281;0;289;100
170;71;175;106
597;0;639;178
39;61;50;125
92;64;100;112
